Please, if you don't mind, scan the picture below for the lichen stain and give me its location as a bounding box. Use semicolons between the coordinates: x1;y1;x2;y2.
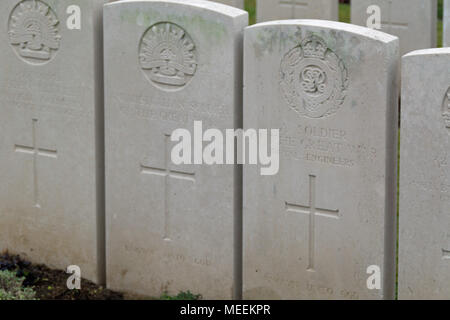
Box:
253;26;302;59
120;9;227;45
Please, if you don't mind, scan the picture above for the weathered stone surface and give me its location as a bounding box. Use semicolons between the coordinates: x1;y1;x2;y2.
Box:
104;0;247;299
210;0;244;9
243;20;399;300
351;0;437;56
398;48;450;300
256;0;338;22
0;0;105;283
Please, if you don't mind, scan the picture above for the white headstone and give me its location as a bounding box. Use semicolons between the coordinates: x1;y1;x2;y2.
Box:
210;0;244;9
256;0;339;23
243;20;399;300
0;0;105;283
351;0;437;56
445;0;450;47
104;0;247;299
398;48;450;300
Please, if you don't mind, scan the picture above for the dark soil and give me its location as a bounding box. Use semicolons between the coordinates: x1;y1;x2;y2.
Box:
0;252;123;300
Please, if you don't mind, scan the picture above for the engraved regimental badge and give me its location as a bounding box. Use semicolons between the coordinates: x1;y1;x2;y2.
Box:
8;0;61;65
280;35;348;119
443;87;450;129
139;22;197;91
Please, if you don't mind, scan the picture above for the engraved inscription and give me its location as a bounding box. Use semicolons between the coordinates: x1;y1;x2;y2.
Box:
263;273;359;299
442;87;450;129
114;93;231;126
139;22;197;91
8;0;60;65
166;253;214;267
409;153;450;202
280;124;377;167
280;35;348;119
442;248;450;260
1;72;90;118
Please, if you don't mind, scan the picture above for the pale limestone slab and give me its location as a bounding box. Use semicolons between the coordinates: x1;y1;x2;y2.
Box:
445;0;450;47
243;20;399;300
398;48;450;300
351;0;437;56
256;0;338;23
209;0;244;9
0;0;105;283
104;0;247;299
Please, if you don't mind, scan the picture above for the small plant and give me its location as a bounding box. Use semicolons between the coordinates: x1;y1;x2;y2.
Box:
0;252;37;286
160;290;202;300
0;270;36;300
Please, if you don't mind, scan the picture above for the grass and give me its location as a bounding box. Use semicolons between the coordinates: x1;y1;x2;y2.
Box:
160;291;202;300
244;1;443;47
245;0;256;25
438;0;444;47
339;2;351;23
438;20;443;48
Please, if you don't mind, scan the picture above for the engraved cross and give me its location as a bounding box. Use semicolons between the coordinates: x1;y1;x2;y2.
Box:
285;174;339;272
381;0;408;32
444;88;450;128
279;0;308;18
140;134;195;241
14;118;58;208
442;249;450;260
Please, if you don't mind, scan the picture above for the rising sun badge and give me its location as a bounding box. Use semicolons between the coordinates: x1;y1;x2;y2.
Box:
139;22;197;91
8;0;61;65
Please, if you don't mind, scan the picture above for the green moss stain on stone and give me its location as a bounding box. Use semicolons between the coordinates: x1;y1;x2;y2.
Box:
119;9;227;45
120;9;162;26
46;0;60;12
253;26;301;59
166;13;228;44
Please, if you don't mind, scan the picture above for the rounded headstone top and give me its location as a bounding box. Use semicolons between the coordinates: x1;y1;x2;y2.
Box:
403;47;450;58
105;0;247;18
247;19;399;44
